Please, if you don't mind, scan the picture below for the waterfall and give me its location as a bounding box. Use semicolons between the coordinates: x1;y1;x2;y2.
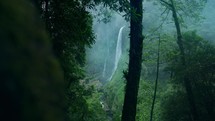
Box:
102;48;109;77
102;58;107;77
100;26;125;121
108;26;125;81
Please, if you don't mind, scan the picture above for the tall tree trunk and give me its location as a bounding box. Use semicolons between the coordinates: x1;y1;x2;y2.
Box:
121;0;144;120
170;0;198;120
150;36;160;121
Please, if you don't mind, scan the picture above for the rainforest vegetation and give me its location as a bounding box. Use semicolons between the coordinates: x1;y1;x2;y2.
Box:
1;0;215;121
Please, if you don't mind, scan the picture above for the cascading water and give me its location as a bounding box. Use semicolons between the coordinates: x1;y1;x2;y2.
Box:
108;26;125;81
102;48;109;78
100;26;125;121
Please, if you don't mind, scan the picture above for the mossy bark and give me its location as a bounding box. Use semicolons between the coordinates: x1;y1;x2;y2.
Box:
121;0;143;120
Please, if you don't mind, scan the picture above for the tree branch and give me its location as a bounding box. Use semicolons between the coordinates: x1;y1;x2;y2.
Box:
145;9;170;38
160;0;172;8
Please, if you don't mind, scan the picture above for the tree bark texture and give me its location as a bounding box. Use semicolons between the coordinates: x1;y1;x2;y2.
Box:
170;0;199;120
121;0;143;121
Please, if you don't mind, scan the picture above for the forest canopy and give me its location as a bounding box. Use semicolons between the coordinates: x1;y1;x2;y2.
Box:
1;0;214;121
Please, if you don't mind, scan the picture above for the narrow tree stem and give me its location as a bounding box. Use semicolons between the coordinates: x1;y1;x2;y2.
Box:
150;35;160;121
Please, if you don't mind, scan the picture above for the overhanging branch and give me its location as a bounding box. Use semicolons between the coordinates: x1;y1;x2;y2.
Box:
160;0;172;8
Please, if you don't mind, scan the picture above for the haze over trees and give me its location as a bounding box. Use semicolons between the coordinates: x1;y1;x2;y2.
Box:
1;0;215;121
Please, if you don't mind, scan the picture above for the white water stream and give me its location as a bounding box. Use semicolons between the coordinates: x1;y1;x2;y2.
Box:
100;26;125;121
108;26;125;81
102;48;109;78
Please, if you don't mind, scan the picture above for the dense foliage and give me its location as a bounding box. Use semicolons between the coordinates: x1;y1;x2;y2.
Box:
161;31;215;121
37;0;98;120
1;0;215;121
0;0;64;121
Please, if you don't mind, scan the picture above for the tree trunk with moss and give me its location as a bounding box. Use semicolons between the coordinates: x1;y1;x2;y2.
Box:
121;0;144;120
170;0;198;120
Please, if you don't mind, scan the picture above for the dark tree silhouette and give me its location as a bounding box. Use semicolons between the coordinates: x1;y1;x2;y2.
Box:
150;36;161;121
160;0;199;120
121;0;144;120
